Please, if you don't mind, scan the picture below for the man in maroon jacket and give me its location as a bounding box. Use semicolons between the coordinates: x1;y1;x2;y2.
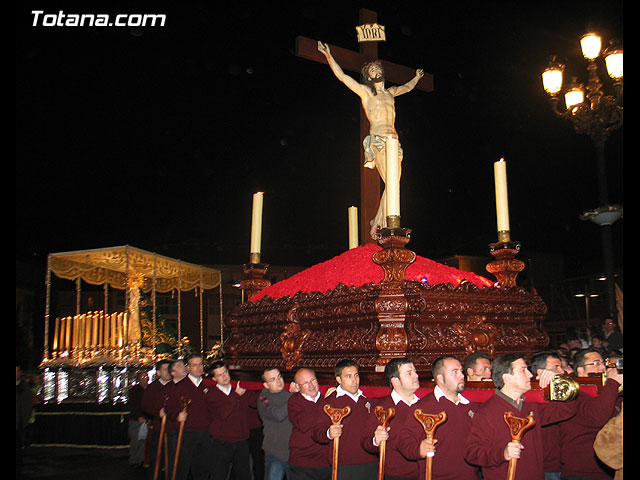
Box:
559;347;623;480
142;360;174;477
530;350;569;480
287;367;331;480
165;353;212;480
464;353;576;480
207;360;259;480
313;359;378;480
397;355;479;480
362;357;421;480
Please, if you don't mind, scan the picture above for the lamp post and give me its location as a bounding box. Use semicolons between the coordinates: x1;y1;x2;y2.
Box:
541;32;623;321
574;286;600;330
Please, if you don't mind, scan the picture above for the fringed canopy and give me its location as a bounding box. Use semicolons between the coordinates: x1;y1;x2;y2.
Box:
48;245;221;293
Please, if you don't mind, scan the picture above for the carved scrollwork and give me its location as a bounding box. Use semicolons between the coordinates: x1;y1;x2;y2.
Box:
280;303;312;370
451;315;498;355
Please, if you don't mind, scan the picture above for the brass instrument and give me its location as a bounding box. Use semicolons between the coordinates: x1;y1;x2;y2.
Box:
543;374;581;402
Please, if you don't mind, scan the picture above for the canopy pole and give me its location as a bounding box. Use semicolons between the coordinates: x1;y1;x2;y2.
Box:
152;254;157;357
125;247;130;346
103;283;109;315
199;270;204;355
43;255;52;361
219;282;224;354
75;278;81;316
177;261;182;342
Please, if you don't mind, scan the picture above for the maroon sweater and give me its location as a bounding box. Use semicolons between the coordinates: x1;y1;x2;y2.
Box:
396;392;480;480
313;390;378;467
142;379;177;432
464;390;576;480
559;379;622;479
206;384;258;443
165;376;211;432
361;395;420;479
288;393;330;468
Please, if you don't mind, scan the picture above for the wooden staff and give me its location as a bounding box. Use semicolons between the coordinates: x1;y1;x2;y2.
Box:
413;410;448;480
171;397;191;480
503;411;536;480
375;406;396;480
323;404;351;480
163;431;169;480
153;396;169;480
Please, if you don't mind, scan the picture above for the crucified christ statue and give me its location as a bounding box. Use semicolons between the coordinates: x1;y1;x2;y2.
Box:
318;41;424;237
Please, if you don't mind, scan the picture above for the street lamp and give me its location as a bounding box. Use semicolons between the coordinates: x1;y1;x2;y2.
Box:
541;32;623;321
574;289;599;330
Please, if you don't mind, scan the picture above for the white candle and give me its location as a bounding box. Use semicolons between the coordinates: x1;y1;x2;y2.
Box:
348;206;358;249
250;192;264;256
385;136;401;218
494;158;510;233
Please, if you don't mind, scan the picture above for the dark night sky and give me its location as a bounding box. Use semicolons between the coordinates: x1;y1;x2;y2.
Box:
16;1;623;280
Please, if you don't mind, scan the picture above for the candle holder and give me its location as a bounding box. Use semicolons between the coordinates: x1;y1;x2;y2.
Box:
372;226;416;371
373;215;411;240
486;238;525;287
241;262;271;302
497;230;511;243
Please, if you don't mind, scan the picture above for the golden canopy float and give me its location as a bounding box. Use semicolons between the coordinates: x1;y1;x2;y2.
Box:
39;245;222;404
225;242;549;379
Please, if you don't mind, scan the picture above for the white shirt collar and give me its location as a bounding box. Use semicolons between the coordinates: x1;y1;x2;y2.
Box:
159;378;171;386
188;374;202;387
434;384;469;405
216;383;232;395
301;391;321;403
335;384;365;402
391;389;420;406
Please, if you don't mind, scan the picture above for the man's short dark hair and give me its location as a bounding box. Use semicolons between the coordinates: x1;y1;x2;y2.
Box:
572;347;602;370
210;360;227;372
261;366;280;382
491;353;523;389
530;350;561;375
384;357;414;388
334;359;358;377
155;359;171;371
185;353;203;365
432;355;458;381
464;351;492;374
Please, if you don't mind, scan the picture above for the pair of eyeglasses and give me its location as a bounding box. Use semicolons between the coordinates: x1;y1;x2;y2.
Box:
584;360;604;367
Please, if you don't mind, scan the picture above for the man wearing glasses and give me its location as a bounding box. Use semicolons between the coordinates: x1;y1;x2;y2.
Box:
530;350;569;480
559;348;623;480
601;319;623;353
464;354;576;480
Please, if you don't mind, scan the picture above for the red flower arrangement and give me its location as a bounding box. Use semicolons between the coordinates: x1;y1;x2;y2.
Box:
250;244;494;302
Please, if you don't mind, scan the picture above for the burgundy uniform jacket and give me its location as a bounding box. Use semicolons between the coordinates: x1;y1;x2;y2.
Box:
464;390;576;480
206;384;258;443
313;389;378;467
287;392;330;468
397;391;480;480
361;394;420;479
559;378;622;480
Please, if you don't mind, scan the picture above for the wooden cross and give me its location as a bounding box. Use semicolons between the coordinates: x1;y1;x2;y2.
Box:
296;8;434;245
